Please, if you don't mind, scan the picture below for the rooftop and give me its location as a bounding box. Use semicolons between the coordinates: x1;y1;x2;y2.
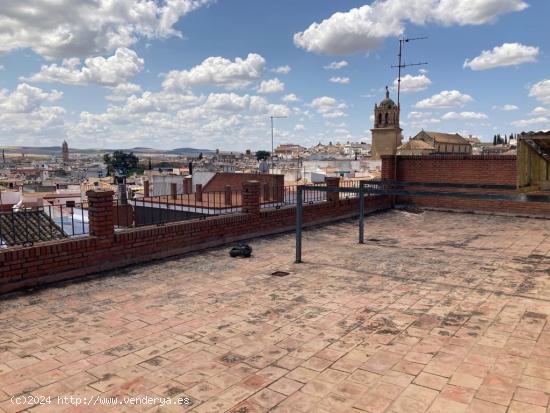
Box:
1;210;550;412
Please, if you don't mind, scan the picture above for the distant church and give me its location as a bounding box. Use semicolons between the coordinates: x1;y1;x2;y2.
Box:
62;140;69;163
371;87;402;159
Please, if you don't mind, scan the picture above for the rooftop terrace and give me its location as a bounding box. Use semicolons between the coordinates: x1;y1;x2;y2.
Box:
1;210;550;412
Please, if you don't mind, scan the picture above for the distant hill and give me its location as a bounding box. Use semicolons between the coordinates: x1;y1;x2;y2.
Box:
1;146;216;156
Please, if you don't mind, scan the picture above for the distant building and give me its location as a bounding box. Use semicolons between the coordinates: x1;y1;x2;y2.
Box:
397;139;435;156
412;131;472;154
62;141;69;163
371;87;402;159
274;144;306;159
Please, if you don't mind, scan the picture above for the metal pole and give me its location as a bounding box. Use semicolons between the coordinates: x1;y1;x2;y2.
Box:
359;182;365;244
271;116;274;173
295;185;303;263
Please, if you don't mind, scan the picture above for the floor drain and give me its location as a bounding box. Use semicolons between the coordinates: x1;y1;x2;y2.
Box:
271;271;290;277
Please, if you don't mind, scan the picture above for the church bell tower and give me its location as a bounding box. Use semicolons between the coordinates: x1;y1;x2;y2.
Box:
371;86;402;159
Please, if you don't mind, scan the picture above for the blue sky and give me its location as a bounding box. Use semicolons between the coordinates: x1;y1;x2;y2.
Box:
0;0;548;150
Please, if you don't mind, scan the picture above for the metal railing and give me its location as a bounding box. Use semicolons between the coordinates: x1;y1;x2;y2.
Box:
121;190;243;228
0;202;89;248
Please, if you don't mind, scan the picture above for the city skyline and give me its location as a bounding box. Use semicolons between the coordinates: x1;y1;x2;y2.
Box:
0;0;548;150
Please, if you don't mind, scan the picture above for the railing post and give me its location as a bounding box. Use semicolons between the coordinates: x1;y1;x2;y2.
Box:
325;177;340;202
359;181;365;244
295;185;303;263
225;185;232;206
86;190;114;239
242;181;260;215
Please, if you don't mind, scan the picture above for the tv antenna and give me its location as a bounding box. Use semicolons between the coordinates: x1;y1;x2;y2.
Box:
391;36;428;108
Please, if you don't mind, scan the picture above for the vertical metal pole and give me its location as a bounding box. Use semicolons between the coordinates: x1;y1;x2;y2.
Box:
359;182;365;244
295;186;303;263
270;116;274;173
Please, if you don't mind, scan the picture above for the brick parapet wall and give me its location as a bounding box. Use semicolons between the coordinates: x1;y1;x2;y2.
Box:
0;195;391;294
381;155;550;217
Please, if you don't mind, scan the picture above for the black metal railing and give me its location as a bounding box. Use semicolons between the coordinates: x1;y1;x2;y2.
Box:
0;202;89;248
120;190;243;228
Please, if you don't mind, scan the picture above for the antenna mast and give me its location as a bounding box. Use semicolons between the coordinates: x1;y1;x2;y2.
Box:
391;36;428;108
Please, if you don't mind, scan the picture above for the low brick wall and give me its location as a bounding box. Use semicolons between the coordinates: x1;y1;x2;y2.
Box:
0;195;390;294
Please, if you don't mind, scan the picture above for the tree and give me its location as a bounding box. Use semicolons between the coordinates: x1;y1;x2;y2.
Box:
103;151;140;177
198;152;203;160
493;135;497;145
255;150;271;161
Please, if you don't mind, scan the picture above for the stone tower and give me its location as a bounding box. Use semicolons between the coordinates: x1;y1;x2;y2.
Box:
370;86;402;159
62;140;69;163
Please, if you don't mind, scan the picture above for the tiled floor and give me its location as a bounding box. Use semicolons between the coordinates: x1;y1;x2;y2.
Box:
1;210;550;413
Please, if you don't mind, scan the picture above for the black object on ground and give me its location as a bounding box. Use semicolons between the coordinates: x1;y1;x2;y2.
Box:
229;244;252;258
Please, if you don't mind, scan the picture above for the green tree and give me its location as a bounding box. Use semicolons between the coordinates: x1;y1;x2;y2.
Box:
103;151;141;177
255;150;271;161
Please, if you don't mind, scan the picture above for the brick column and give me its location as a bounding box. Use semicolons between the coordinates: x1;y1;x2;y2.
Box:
242;180;260;215
86;190;114;238
196;184;203;202
225;185;232;206
143;180;150;198
171;183;177;200
325;177;340;202
381;155;396;181
184;177;192;194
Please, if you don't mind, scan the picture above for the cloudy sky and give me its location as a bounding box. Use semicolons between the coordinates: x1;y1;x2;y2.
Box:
0;0;548;150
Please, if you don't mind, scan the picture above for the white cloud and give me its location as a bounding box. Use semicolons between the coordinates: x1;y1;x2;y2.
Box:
511;117;550;128
464;43;539;70
0;83;62;113
530;107;550;116
529;80;550;105
415;90;473;109
106;83;142;102
0;83;65;141
258;78;285;94
272;65;291;74
311;96;347;118
408;111;433;119
0;0;213;59
283;93;300;103
163;53;266;92
324;61;348;70
442;111;488;120
493;104;519;111
329;77;350;85
295;124;306;131
394;74;432;93
25;48;144;86
294;0;527;55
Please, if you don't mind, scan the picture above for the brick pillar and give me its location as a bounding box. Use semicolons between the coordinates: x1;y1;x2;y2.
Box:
86;190;114;238
242;181;260;215
184;177;192;194
196;184;203;202
171;182;177;200
143;180;150;198
325;177;340;202
381;155;396;181
225;185;232;206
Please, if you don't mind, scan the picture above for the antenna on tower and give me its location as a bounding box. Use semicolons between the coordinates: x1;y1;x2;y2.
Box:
391;36;428;108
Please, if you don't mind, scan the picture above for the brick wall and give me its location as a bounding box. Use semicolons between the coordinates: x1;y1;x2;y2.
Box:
381;155;550;217
382;155;517;185
0;193;391;294
203;172;284;192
